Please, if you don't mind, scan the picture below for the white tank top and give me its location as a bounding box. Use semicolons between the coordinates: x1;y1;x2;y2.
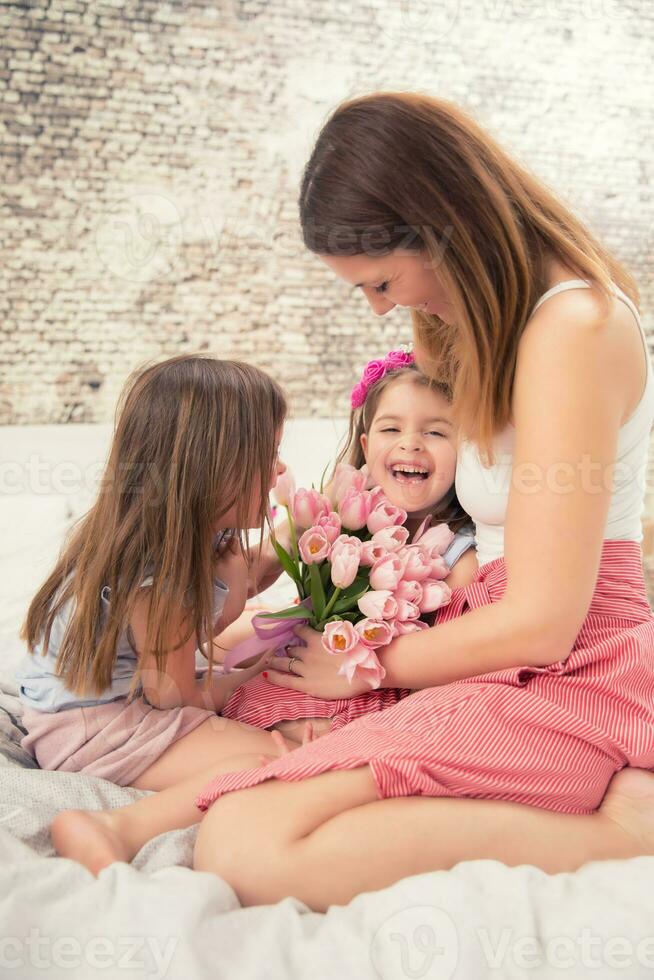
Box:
456;279;654;567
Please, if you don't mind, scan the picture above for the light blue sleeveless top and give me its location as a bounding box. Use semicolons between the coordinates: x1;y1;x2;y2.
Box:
441;525;476;569
17;535;231;714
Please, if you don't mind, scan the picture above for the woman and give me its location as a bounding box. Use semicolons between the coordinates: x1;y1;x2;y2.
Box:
55;93;654;911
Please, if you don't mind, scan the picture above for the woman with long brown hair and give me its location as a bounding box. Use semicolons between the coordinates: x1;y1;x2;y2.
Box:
53;94;654;910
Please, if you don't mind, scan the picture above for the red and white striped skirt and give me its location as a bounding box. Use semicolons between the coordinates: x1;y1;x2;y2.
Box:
197;541;654;815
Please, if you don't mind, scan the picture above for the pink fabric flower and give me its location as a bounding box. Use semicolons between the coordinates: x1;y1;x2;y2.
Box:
385;349;415;369
298;527;331;564
358;589;398;621
413;521;455;555
371;526;410;552
369;553;405;591
418;579;452;613
321;620;360;655
360;540;388;567
399;545;432;581
350;382;368;409
339;488;372;531
316;512;342;544
272;469;295;509
292;489;331;529
330;544;361;589
361;359;387;387
395;579;423;604
367;502;408;534
355;618;394;648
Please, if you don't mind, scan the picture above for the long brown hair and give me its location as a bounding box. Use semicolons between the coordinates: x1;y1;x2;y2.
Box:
300;91;638;463
335;365;472;534
22;355;287;698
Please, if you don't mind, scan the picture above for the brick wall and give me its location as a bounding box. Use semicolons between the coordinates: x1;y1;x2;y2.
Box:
1;0;653;429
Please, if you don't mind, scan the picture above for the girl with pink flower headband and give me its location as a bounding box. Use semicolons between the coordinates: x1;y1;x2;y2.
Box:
211;345;478;743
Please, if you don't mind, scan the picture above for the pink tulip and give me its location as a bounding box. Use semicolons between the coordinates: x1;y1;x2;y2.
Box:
360;540;388;567
316;512;342;545
395;579;423;604
355;618;394;648
371;526;410;553
336;644;386;688
272;468;296;509
331;462;368;505
413;521;455;555
418;579;452;613
330;544;360;589
399;545;432;581
321;620;359;655
367;501;408;534
369;553;405;591
332;533;362;554
429;555;451;580
298;526;331;564
358;590;398;621
339;488;372;531
393;619;430;637
395;598;420;621
368;486;389;510
292;489;332;529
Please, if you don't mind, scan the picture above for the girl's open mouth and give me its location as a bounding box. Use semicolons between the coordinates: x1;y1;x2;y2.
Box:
389;464;430;485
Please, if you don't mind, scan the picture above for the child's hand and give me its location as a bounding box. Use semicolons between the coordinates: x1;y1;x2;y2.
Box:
256;723;317;766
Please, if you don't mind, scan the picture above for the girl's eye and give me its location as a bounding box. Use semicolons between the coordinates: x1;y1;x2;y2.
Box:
428;431;445;437
381;427;399;433
374;281;390;294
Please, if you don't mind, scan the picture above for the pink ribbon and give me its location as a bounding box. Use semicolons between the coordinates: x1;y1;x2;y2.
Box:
221;601;311;673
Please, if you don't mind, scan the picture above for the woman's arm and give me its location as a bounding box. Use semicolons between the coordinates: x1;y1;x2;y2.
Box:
443;546;478;589
379;290;625;689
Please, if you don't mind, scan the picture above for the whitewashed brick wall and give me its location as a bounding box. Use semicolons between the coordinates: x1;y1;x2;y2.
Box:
1;0;653;427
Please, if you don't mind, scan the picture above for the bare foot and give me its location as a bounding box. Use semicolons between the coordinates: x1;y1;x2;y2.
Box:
599;767;654;855
51;810;131;876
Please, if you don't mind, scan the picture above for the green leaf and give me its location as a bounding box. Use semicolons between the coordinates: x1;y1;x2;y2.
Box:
335;575;369;602
320;561;331;588
309;563;326;621
271;537;302;588
332;587;370;614
258;605;311;620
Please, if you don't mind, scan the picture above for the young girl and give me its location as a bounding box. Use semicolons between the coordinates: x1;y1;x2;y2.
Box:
17;354;305;793
217;347;478;739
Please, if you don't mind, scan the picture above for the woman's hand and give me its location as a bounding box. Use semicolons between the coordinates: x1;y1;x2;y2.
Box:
262;626;373;700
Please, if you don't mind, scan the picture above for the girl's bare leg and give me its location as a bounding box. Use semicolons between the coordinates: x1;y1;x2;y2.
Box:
51;728;314;876
194;766;654;912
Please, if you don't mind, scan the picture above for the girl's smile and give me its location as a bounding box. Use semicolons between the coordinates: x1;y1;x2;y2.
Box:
360;376;457;523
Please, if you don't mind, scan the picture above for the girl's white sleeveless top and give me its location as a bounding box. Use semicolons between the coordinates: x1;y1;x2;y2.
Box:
455;280;654;568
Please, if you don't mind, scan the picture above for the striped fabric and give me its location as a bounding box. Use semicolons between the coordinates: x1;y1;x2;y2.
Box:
196;541;654;815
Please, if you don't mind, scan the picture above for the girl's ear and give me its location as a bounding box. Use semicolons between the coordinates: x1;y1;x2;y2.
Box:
360;432;368;461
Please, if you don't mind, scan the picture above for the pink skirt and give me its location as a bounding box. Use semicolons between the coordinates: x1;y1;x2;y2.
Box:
21;696;216;787
196;541;654;815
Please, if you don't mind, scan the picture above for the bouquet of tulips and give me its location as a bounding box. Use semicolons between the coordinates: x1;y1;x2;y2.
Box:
267;463;454;689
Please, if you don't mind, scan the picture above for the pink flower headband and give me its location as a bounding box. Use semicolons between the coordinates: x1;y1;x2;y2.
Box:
350;344;415;409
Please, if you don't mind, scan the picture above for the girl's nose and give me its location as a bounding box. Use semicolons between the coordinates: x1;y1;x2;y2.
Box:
399;432;424;452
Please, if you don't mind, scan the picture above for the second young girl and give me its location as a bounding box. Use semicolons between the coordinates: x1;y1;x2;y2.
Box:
16;354;306;793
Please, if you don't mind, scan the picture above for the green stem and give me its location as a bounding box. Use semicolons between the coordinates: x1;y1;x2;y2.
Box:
321;587;342;623
285;505;299;562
